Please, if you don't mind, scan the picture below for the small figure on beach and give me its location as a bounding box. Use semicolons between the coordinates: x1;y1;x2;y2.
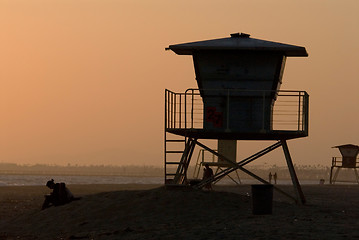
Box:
269;172;272;184
42;179;80;210
273;172;277;184
202;164;214;190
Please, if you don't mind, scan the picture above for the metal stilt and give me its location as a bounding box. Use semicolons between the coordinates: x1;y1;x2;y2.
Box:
332;168;340;184
281;140;306;205
355;169;359;184
329;166;334;184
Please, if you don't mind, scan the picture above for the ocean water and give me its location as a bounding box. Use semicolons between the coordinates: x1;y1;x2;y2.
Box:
0;174;323;186
0;175;164;186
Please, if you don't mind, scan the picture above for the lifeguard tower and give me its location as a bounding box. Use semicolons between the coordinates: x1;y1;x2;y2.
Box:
330;144;359;184
164;33;309;204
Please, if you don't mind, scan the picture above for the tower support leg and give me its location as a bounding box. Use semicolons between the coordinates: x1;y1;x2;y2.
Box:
330;166;334;184
355;169;359;184
281;140;306;205
332;168;340;184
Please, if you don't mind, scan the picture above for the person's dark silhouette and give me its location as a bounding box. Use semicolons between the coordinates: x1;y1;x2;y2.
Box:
202;164;214;190
41;179;79;210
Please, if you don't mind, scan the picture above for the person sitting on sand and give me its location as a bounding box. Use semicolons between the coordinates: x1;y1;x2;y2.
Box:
202;164;214;190
42;179;79;210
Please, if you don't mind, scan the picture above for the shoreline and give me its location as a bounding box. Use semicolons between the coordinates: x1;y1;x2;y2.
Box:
0;173;342;187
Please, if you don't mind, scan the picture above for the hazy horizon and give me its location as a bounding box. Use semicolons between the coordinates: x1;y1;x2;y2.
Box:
1;1;358;167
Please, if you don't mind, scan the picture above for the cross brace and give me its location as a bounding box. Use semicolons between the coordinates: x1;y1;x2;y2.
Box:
330;167;359;184
194;140;306;205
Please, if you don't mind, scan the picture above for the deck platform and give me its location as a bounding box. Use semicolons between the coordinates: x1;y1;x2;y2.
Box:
166;128;307;140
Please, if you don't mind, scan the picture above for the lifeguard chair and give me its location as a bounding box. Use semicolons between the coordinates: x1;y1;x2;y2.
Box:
330;144;359;184
164;33;309;204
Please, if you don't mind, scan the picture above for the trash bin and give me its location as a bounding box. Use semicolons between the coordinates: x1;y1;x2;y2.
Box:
251;184;273;215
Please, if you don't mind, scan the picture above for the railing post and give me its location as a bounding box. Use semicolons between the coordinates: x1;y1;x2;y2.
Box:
174;93;177;128
179;94;182;128
170;92;173;128
165;90;168;129
184;90;187;129
304;92;309;135
226;89;230;131
298;92;301;131
191;89;194;128
202;149;204;164
262;91;265;132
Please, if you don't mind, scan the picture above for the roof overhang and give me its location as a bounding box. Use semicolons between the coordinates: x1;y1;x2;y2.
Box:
166;33;308;57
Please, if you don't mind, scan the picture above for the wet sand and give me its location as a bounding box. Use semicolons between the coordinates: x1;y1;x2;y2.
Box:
1;184;359;239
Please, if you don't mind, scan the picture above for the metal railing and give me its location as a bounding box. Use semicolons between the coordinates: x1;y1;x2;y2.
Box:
165;89;309;133
332;157;359;168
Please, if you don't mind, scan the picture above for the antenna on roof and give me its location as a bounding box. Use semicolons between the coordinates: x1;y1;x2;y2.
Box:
230;32;250;38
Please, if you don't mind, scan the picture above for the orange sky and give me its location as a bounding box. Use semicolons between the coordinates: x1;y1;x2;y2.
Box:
0;0;358;167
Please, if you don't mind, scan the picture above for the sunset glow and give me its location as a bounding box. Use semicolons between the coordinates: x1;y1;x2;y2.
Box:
1;0;358;166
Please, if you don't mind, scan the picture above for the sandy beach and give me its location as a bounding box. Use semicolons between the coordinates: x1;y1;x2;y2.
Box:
1;183;359;239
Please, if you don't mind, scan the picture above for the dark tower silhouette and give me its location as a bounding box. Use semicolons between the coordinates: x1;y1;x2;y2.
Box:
164;33;309;204
330;144;359;184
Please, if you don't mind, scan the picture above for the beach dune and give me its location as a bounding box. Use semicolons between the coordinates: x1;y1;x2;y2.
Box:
1;184;359;239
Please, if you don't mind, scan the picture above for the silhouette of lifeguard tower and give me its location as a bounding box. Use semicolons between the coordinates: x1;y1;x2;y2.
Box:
164;33;309;204
330;144;359;184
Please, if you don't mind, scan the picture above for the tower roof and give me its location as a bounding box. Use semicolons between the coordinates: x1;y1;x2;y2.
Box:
166;33;308;57
333;144;359;149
